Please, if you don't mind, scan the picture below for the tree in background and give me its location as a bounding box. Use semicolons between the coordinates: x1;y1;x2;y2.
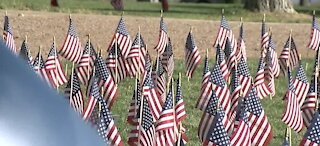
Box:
244;0;295;13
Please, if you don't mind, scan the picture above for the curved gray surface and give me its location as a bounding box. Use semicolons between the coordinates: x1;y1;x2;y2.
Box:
0;41;106;146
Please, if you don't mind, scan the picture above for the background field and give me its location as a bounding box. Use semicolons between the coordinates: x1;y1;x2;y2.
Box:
1;0;319;145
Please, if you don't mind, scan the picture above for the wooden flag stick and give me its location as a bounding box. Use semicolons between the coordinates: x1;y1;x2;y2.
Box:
263;13;266;22
5;11;7;16
177;122;182;146
289;126;292;146
65;64;68;77
134;75;138;118
69;13;71;19
221;9;224;15
69;62;75;106
160;9;163;17
53;36;59;92
25;35;28;43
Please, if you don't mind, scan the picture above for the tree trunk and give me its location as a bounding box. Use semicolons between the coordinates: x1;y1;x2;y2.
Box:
244;0;295;13
299;0;309;6
244;0;269;12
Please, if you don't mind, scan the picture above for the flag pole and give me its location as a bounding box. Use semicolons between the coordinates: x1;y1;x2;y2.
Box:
65;64;68;77
53;36;59;92
38;46;41;74
138;26;141;79
134;74;138;119
115;35;118;86
87;34;91;85
177;122;182;146
69;62;75;107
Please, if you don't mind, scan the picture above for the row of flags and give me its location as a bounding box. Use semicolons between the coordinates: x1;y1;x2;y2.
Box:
3;10;320;145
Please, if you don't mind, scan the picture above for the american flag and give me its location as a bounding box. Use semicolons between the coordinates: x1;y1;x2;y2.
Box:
254;51;272;99
143;60;163;121
127;78;141;125
162;38;174;80
155;85;175;146
95;55;118;109
216;44;230;81
268;34;281;78
265;48;275;97
245;86;272;146
128;96;156;146
76;40;97;85
261;18;269;50
141;53;152;87
108;16;132;59
230;98;252;146
237;56;252;97
214;15;237;51
45;41;68;88
230;67;241;123
152;57;166;102
302;77;319;128
198;91;232;143
82;75;99;120
127;33;146;77
33;51;50;84
236;21;247;62
154;16;168;55
94;78;123;146
59;17;82;63
281;68;304;132
3;15;16;53
19;40;32;63
279;36;300;76
175;77;186;123
307;13;320;50
106;42;127;84
185;31;201;79
293;62;310;107
224;37;236;70
299;110;320;146
195;55;211;111
64;70;84;115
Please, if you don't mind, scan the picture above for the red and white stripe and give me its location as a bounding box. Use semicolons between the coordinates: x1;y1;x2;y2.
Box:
281;89;304;132
60;34;82;63
230;120;251;146
3;32;16;53
103;120;123;146
155;30;168;55
45;57;67;87
175;99;186;123
301;92;317;128
239;75;251;97
106;56;128;84
128;124;156;146
143;86;163;121
269;48;281;78
230;84;241;122
99;77;118;109
196;82;213;111
185;47;201;79
77;54;95;85
65;87;84;115
294;79;310;107
219;58;230;81
255;68;272;99
212;83;231;118
248;110;272;146
82;96;98;120
308;22;320;50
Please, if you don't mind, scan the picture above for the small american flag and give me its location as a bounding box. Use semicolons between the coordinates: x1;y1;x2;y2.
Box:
162;38;174;80
127;33;146;77
33;51;50;84
281;68;304;132
261;18;269;50
93;78;123;146
268;34;281;78
64;70;84;115
217;44;230;81
254;51;272;99
224;37;236;70
108;17;132;59
19;40;32;63
82;75;98;120
127;78;141;125
77;40;97;85
185;31;201;79
293;62;310;107
214;15;237;51
152;57;166;102
265;48;275;97
155;84;175;146
143;59;163;121
3;15;16;53
154;16;168;55
128;96;156;146
229;67;241;123
279;36;300;76
59;17;82;63
230;98;252;146
198;91;232;143
299;110;320;146
308;13;320;50
245;86;272;145
95;55;118;109
237;56;252;97
175;77;186;123
45;41;68;88
196;55;212;111
236;21;247;62
106;42;127;84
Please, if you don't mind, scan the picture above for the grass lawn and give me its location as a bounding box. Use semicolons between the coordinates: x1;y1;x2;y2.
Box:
62;57;315;145
0;0;320;22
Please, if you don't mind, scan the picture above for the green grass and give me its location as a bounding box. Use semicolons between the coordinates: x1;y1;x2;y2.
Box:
1;0;320;22
62;58;315;145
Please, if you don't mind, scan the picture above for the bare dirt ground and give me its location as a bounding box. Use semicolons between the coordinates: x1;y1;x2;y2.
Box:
1;10;315;60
